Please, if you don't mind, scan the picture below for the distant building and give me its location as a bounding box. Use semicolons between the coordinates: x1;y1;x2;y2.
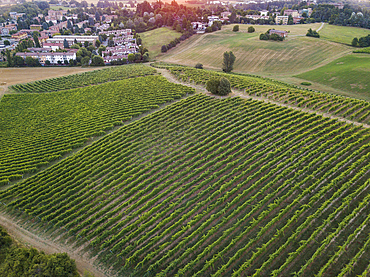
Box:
269;29;288;38
45;10;68;21
275;16;288;25
9;12;25;20
11;31;28;41
284;9;299;17
260;10;269;16
16;50;77;65
46;35;99;46
30;24;42;30
208;15;220;25
43;42;64;51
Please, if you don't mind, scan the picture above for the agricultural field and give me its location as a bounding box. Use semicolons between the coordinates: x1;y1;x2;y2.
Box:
140;27;181;59
296;54;370;99
10;64;156;93
165;66;370;124
2;94;370;277
0;74;193;186
159;23;350;76
318;24;370;45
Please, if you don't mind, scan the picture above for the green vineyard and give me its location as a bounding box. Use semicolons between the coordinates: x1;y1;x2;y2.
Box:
0;75;193;185
2;94;370;276
10;64;157;93
165;65;370;125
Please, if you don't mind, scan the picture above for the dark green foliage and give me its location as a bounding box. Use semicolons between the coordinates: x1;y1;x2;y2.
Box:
358;35;370;47
206;77;231;95
259;30;284;41
248;26;255;33
218;77;231;95
222;51;236;73
0;226;79;277
301;82;312;86
352;37;358;47
161;45;168;53
233;25;239;32
91;55;104;66
306;28;320;38
195;63;203;69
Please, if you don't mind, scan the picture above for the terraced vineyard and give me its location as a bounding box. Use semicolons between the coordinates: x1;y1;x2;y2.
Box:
162;66;370;125
0;75;193;185
10;64;157;93
2;94;370;277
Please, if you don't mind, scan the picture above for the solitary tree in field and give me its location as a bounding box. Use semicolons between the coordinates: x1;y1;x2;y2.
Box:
233;25;239;32
222;51;236;73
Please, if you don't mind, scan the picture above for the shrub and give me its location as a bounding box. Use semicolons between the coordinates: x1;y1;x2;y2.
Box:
195;63;203;69
206;77;231;96
233;25;239;32
301;82;312;86
248;26;255;33
161;45;168;53
306;28;320;38
218;77;231;95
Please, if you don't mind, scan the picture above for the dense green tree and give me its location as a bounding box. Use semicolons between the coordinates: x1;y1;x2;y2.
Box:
222;51;236;73
91;55;104;66
248;26;255;33
233;25;239;32
352;37;358;47
127;53;135;62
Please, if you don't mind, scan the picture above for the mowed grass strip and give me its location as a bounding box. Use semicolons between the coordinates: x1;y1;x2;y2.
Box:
140;27;181;58
0;74;194;185
2;94;370;277
160;24;350;75
296;54;370;98
318;24;370;45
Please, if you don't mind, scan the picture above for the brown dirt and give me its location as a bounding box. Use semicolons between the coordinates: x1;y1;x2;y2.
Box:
0;212;111;277
0;66;99;89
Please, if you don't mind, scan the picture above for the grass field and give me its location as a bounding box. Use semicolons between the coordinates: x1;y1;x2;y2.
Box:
160;24;350;76
140;27;181;59
296;54;370;99
2;94;370;277
318;24;370;45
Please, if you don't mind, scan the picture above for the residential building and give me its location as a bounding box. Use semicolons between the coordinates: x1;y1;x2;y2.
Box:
221;11;231;18
191;22;207;33
45;10;68;21
9;12;25;20
30;24;42;30
275;16;288;25
15;50;77;65
284;9;299;17
269;29;288;38
11;31;28;41
43;42;64;51
260;10;269;16
40;30;59;37
46;35;98;46
208;15;220;25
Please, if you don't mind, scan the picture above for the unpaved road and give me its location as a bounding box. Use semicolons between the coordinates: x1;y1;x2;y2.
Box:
0;213;109;277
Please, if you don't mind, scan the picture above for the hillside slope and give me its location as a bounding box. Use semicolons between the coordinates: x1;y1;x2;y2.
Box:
160;24;351;76
2;94;370;277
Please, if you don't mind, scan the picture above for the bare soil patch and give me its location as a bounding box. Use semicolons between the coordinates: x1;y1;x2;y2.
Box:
0;67;99;87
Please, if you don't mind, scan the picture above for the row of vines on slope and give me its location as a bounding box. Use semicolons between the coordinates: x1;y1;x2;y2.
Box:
1;94;370;276
0;75;194;185
164;65;370;125
10;64;157;93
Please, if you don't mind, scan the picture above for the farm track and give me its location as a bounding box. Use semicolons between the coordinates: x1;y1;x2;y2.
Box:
156;67;370;128
0;212;110;277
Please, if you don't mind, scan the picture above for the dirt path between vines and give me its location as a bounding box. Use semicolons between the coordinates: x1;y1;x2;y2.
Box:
0;212;110;277
157;67;370;129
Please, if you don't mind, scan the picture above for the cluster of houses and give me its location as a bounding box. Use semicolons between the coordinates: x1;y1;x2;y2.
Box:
99;29;139;63
15;48;78;65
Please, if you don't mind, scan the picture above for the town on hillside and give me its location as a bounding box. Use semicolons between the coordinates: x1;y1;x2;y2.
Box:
0;0;369;66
